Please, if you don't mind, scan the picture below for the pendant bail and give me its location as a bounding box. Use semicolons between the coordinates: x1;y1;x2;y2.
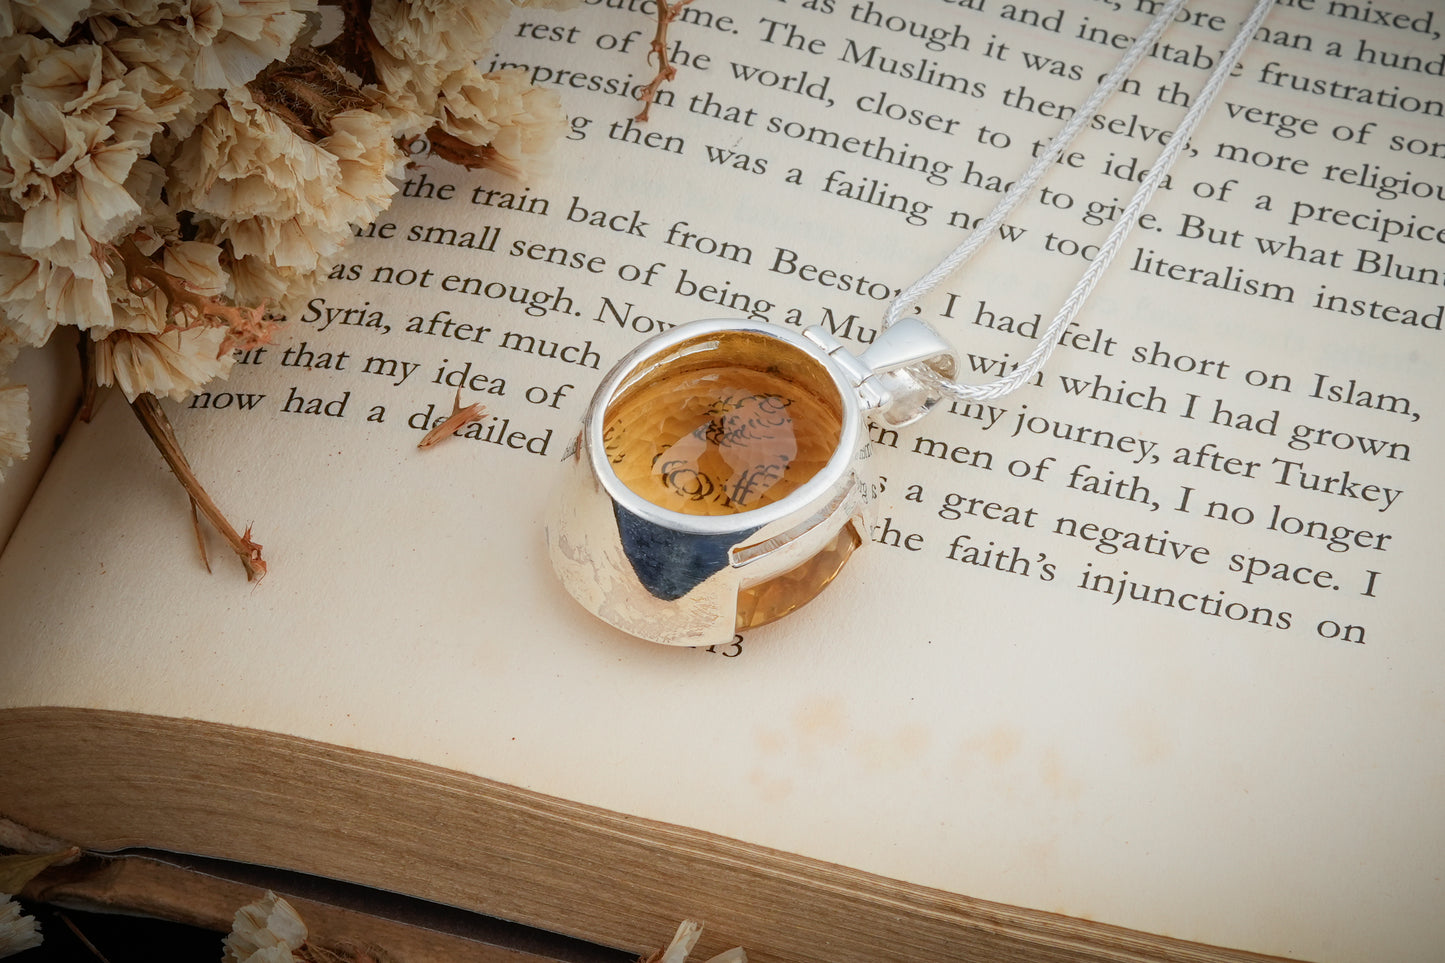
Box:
802;317;958;428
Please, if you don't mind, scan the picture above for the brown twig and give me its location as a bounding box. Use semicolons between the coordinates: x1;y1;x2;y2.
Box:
57;911;113;963
112;238;277;354
130;394;266;580
417;390;485;449
77;335;98;423
635;0;696;122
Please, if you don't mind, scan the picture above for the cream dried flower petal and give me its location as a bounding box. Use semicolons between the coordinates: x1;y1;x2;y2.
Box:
224;891;307;963
435;66;503;147
1;97;86;203
73;141;146;241
701;951;748;963
124;157;179;241
9;40;159;139
224;251;289;306
105;22;206;91
191;0;317;90
370;0;510;72
369;48;443;135
0;34;49;95
223;213;334;271
0;894;42;956
20;44;122;115
0;223;50;345
471;72;567;181
174;89;353;271
46;263;117;334
87;0;191;29
432;68;567;180
0;222;103;344
92;327;234;402
652;921;748;963
321;109;403;230
1;0;91;40
164;240;228;298
1;54;154;263
659;920;704;963
176;89;336;220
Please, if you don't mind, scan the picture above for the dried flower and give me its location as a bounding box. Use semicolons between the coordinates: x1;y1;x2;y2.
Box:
0;0;572;574
190;0;318;91
93;327;235;403
642;921;747;963
0;895;42;957
369;0;511;74
0;0;90;42
430;68;567;180
417;390;485;449
225;891;308;963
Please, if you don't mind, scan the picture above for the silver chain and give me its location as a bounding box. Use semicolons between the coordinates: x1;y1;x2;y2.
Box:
883;0;1277;403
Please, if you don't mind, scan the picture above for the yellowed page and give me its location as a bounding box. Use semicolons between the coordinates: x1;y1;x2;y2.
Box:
2;2;1442;959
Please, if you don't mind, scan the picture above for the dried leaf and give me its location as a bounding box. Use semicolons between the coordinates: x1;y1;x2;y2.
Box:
417;390;485;449
0;848;80;895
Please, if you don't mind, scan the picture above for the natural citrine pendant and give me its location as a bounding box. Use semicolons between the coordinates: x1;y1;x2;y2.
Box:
546;317;956;646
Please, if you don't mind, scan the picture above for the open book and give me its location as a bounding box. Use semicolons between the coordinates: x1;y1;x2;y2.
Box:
2;1;1442;960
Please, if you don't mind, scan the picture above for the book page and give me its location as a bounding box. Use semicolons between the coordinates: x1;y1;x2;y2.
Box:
2;1;1442;959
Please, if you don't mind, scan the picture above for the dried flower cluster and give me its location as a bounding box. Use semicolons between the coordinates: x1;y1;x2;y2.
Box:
226;891;308;963
226;891;393;963
0;894;42;957
0;0;571;571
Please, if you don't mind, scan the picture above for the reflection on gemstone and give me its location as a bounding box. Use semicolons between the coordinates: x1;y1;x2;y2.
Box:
604;334;843;517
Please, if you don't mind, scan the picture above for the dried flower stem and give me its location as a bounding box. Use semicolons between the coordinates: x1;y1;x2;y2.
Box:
58;912;114;963
130;394;266;580
635;0;696;122
78;338;98;424
114;239;276;353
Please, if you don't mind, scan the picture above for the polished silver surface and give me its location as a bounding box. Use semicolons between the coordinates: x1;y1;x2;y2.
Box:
805;316;958;428
546;317;955;646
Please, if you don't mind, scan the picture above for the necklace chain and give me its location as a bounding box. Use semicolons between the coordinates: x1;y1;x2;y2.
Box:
883;0;1277;403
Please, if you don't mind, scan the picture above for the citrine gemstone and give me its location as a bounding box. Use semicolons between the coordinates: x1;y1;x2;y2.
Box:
604;332;843;515
734;523;861;630
602;331;861;630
